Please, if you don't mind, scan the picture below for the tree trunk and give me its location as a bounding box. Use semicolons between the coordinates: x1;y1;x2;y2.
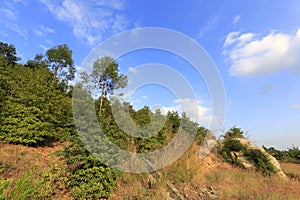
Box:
99;84;105;117
53;66;58;81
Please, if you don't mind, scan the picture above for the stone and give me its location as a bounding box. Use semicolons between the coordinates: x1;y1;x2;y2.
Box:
231;138;287;179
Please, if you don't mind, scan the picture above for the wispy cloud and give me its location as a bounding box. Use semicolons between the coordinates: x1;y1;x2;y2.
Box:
8;23;27;40
33;29;43;36
232;15;241;24
11;0;27;5
0;5;28;40
41;25;56;34
290;103;300;110
0;8;17;20
38;0;128;46
33;25;56;36
260;83;276;95
128;67;138;74
39;44;49;51
197;13;219;40
0;31;9;37
223;29;300;76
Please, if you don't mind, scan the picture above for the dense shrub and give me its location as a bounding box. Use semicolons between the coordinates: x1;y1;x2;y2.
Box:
244;149;276;175
220;127;276;175
0;42;75;146
63;139;119;199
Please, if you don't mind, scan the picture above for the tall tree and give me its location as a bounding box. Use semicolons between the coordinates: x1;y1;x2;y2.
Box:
0;41;20;65
46;44;75;84
81;56;127;116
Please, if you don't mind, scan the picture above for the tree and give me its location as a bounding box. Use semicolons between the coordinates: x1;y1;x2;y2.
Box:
224;126;244;139
25;54;48;69
0;43;76;145
81;56;127;116
0;41;20;65
46;44;75;84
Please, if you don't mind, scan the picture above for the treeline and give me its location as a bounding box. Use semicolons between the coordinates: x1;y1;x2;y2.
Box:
0;41;207;199
264;146;300;164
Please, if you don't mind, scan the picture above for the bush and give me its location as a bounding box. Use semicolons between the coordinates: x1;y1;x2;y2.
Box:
244;149;276;175
221;139;246;164
220;127;276;175
63;139;119;199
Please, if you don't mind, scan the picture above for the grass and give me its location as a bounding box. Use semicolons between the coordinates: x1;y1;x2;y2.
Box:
0;142;71;200
112;141;300;200
198;165;300;199
281;163;300;180
1;141;300;199
1;168;43;200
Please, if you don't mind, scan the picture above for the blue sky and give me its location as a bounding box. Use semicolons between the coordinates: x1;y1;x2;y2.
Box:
1;0;300;149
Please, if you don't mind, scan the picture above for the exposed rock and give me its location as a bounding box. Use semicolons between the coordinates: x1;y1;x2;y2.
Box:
199;186;220;199
230;138;287;179
199;139;218;158
230;151;254;169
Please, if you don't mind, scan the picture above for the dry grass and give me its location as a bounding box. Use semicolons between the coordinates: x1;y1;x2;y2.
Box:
0;142;63;178
281;162;300;181
2;141;300;199
112;142;300;200
0;142;72;199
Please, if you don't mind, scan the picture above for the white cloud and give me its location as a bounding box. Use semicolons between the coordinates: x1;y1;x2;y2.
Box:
223;29;300;76
41;25;56;34
0;8;17;21
128;67;138;74
38;0;128;46
0;30;9;37
223;31;239;47
232;15;240;24
95;0;124;10
223;32;256;47
197;13;219;39
8;23;27;40
0;5;28;40
33;25;56;36
290;104;300;110
160;98;210;124
39;44;49;51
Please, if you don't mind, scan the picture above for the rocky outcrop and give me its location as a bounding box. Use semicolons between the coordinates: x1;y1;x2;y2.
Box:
229;138;287;179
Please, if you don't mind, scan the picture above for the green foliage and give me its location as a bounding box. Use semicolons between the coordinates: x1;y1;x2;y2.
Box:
46;44;75;85
221;139;246;164
244;149;276;175
264;145;300;163
165;162;194;184
0;42;20;65
80;56;128;116
63;138;119;199
221;127;276;175
224;126;244;139
0;165;67;200
287;146;300;160
87;56;128;93
0;170;42;200
0;42;75;145
263;146;284;161
0;41;211;199
221;126;247;164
